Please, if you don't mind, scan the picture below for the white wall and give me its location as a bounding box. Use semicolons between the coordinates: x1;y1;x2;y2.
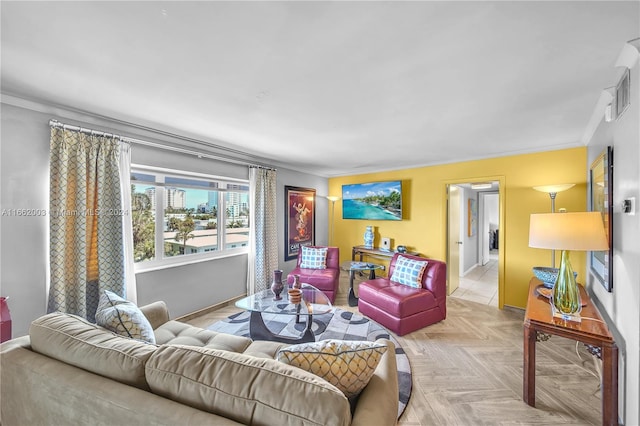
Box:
0;100;328;334
462;188;480;274
585;56;640;424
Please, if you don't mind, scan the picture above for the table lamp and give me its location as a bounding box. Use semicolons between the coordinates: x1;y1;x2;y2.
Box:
528;211;608;322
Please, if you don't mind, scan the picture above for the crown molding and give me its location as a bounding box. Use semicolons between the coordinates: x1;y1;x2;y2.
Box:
615;37;640;69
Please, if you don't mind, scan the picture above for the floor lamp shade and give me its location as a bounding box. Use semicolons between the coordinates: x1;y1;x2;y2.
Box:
529;212;609;321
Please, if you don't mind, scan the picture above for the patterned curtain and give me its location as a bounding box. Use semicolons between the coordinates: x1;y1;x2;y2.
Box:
48;126;126;322
247;167;278;294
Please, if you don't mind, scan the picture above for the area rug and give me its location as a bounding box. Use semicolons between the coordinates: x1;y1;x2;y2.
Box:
209;308;411;419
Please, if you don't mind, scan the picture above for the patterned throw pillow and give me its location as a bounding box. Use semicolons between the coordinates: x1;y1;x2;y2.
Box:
390;255;428;288
277;339;387;398
300;246;328;269
95;290;156;344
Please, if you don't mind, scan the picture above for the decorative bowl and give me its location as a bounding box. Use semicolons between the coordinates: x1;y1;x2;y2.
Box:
288;289;302;304
532;267;578;289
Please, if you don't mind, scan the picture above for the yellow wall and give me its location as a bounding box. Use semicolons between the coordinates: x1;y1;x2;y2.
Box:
329;147;588;309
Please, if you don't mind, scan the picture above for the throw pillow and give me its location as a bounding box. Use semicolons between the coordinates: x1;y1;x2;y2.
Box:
95;290;156;344
276;339;387;398
300;246;328;269
390;255;428;288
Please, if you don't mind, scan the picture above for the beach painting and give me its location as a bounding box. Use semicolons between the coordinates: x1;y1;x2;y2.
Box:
342;181;402;221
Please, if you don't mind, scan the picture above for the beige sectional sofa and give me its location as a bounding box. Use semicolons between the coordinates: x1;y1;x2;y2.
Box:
0;301;399;426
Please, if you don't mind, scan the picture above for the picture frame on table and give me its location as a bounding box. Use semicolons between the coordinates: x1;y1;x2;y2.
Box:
284;186;316;261
589;146;613;292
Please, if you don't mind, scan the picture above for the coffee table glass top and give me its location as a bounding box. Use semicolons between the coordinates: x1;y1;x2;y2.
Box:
340;260;385;272
235;283;332;316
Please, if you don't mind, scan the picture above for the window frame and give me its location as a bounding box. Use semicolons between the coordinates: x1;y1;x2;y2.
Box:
131;164;250;273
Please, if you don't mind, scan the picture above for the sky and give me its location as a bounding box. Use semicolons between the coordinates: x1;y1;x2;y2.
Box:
342;181;401;200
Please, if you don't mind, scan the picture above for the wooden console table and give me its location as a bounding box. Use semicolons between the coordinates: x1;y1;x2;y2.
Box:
352;245;418;261
523;277;618;425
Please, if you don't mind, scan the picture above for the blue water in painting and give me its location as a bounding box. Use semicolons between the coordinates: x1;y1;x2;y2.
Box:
343;199;401;220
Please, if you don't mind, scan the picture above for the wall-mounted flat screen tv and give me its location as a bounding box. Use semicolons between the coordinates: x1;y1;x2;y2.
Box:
342;181;402;221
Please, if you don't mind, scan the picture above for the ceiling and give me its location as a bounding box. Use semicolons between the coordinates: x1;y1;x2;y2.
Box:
2;1;638;177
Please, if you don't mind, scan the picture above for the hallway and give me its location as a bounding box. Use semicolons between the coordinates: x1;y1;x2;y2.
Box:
449;251;498;306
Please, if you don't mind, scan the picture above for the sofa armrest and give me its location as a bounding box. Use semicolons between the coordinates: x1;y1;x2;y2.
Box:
140;301;170;330
351;339;399;426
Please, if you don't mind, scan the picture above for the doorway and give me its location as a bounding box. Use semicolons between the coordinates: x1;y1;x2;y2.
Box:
446;180;502;307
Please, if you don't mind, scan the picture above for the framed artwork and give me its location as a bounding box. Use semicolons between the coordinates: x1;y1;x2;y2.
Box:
589;146;613;292
468;198;477;237
615;68;630;119
342;181;402;220
284;186;316;261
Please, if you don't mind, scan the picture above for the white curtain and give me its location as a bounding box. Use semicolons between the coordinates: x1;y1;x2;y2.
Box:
247;167;278;294
119;142;137;303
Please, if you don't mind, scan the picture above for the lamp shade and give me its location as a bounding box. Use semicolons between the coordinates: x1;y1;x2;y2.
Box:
532;184;575;194
529;212;609;251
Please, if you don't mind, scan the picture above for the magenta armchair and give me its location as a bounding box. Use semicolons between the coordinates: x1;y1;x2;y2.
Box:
287;246;340;303
358;253;446;336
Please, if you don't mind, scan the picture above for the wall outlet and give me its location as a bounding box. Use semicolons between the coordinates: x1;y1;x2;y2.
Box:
623;197;635;215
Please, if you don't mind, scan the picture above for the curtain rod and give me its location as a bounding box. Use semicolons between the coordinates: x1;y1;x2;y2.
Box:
48;119;276;170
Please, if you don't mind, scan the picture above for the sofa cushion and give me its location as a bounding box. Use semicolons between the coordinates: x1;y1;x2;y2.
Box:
146;344;352;426
300;246;328;269
95;290;156;344
29;312;157;390
276;339;387;398
390;255;428;288
154;320;253;352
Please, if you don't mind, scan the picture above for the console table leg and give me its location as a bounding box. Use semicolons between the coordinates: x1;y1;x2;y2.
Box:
523;324;536;406
601;343;618;426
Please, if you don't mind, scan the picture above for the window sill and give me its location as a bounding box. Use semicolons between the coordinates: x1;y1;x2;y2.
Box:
134;249;248;274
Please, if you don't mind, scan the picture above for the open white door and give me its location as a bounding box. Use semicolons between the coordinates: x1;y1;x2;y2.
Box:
447;185;461;295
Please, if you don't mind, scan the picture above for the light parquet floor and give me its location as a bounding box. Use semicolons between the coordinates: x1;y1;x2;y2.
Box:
185;271;602;425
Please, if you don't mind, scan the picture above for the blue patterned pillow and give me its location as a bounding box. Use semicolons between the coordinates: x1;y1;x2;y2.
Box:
390;256;428;288
95;290;156;344
300;246;328;269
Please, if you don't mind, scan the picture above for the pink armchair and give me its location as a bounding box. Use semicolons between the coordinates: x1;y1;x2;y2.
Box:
357;253;446;336
287;246;340;303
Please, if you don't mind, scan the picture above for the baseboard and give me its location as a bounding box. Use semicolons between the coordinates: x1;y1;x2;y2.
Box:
462;263;479;276
175;295;246;322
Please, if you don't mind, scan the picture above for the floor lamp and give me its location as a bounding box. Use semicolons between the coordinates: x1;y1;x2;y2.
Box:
326;196;340;246
532;183;575;267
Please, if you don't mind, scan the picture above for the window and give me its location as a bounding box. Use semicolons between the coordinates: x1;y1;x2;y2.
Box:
131;166;250;270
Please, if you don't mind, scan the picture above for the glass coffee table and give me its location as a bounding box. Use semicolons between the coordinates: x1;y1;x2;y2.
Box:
235;284;332;344
340;261;385;306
